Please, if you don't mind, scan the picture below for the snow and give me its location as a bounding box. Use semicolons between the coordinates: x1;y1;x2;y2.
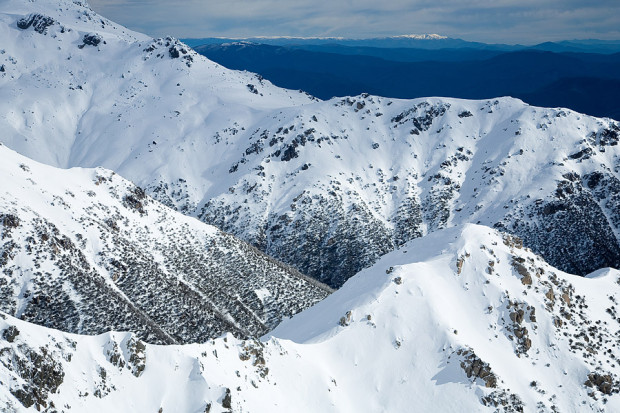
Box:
2;224;619;412
0;1;619;411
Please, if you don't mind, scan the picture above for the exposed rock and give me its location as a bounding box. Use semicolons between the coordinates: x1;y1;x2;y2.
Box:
82;33;102;47
221;388;232;409
16;14;56;34
585;371;620;396
481;390;524;412
458;348;497;388
1;342;65;410
1;325;19;342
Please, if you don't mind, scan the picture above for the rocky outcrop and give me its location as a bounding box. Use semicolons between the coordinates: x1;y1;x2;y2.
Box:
16;14;56;34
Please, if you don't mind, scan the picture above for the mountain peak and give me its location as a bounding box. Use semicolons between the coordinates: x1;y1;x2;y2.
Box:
390;33;448;40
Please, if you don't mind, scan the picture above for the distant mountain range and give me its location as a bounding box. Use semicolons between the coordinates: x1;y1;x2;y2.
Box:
182;35;620;54
188;39;620;120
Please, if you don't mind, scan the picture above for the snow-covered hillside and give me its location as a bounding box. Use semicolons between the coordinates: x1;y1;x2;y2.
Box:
200;96;620;287
0;0;618;288
0;142;330;345
2;225;619;412
0;0;314;171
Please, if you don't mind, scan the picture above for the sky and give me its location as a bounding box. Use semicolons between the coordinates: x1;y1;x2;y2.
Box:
88;0;620;44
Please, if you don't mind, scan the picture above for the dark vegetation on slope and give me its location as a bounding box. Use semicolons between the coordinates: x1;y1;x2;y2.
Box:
0;173;331;344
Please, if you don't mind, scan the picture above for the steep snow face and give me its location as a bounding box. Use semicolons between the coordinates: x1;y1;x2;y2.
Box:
0;1;618;287
0;143;330;345
1;225;619;412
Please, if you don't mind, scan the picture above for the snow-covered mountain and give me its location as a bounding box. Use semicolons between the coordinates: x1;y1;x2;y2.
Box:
0;142;330;345
2;2;619;411
0;0;618;288
199;97;620;287
0;0;314;171
2;224;619;412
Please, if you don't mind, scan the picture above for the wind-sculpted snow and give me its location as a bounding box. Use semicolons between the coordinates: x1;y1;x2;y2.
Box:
0;144;330;345
1;225;619;412
0;0;619;288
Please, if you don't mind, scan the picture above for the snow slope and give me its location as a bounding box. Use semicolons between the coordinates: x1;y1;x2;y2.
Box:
1;224;619;412
0;0;313;176
0;142;330;345
0;0;619;287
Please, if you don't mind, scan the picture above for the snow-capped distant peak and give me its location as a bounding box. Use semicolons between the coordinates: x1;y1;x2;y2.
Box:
390;33;448;39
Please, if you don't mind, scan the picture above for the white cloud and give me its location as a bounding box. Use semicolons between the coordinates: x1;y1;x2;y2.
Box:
87;0;620;43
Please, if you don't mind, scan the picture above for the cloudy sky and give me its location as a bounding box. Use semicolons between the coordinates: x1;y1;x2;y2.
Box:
88;0;620;44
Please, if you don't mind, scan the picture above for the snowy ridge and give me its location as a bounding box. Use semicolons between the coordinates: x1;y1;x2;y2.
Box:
0;0;618;287
0;143;330;345
0;0;314;171
199;96;620;286
1;225;619;412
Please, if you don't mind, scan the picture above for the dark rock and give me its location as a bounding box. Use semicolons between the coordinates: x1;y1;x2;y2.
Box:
123;186;147;215
82;33;102;47
2;325;19;342
481;390;524;412
568;147;593;160
4;343;65;410
280;144;298;162
458;348;497;388
585;372;620;396
169;46;180;58
1;214;20;229
221;388;232;409
17;14;56;34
